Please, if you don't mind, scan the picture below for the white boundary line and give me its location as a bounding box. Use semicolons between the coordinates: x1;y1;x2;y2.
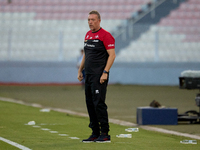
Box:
0;137;31;150
1;97;200;140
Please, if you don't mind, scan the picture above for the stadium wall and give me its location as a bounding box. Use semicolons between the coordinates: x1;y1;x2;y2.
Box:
0;61;199;86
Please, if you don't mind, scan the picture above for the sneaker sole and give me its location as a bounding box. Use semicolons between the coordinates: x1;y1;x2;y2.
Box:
82;141;95;143
95;141;111;143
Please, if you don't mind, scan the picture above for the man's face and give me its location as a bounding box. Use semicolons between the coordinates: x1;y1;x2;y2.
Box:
88;14;101;32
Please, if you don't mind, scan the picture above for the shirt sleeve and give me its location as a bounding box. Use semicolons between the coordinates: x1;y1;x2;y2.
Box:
103;33;115;50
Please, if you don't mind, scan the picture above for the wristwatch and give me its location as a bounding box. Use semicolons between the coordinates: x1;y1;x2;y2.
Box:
103;70;109;74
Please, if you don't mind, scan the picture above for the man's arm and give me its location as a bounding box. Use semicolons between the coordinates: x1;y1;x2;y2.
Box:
100;48;116;84
77;53;85;82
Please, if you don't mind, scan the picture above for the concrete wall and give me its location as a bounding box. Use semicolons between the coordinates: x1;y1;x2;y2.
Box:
0;61;199;85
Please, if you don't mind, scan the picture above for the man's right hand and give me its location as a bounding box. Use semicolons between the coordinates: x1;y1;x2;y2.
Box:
77;72;83;81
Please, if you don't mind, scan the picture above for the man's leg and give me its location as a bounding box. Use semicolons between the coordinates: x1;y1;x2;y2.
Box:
91;74;109;134
85;74;100;136
90;74;111;143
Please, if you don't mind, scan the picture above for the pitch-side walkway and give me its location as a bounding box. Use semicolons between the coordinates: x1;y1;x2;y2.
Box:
1;97;200;140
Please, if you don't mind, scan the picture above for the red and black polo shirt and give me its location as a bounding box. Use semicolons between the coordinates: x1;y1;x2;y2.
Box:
84;28;115;75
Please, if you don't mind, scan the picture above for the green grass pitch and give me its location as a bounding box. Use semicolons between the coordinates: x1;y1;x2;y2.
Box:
0;100;199;150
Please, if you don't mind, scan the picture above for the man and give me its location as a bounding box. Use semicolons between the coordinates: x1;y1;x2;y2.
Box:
77;10;116;143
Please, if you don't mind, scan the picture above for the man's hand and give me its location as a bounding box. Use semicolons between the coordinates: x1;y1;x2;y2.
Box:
99;48;115;84
77;72;83;82
100;73;108;84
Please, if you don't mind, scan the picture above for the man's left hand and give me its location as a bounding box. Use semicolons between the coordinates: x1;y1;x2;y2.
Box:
100;73;108;84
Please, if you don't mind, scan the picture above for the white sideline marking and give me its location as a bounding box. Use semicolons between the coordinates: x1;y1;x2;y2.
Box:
59;134;68;136
32;125;41;128
0;137;31;150
49;131;58;133
69;137;80;139
41;128;50;131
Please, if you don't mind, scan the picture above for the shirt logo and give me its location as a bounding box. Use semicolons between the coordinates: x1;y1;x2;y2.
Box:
86;35;89;39
85;44;95;47
108;44;114;47
95;90;99;94
95;35;99;38
93;40;99;42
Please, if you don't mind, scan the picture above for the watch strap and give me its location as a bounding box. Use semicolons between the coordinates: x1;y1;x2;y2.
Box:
103;70;109;74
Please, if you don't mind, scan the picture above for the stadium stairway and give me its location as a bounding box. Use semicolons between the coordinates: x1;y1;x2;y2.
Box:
114;0;187;55
116;0;200;62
